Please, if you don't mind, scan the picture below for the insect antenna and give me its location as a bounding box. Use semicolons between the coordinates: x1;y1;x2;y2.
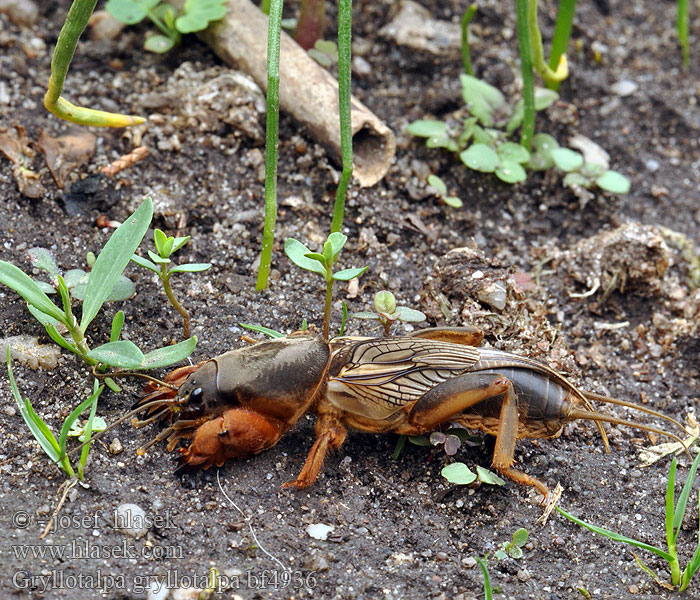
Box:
57;398;180;462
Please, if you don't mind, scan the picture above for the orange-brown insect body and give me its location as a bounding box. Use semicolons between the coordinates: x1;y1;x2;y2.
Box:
138;328;685;496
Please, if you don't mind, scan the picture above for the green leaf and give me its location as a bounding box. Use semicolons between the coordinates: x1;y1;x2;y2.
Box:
80;198;153;333
596;170;631;194
105;0;157;25
284;238;327;276
63;268;88;289
339;300;348;336
131;254;159;274
27;248;60;279
333;266;368;281
506;100;525;134
350;311;378;320
144;34;177;53
44;323;78;354
374;291;397;315
460;74;506;127
427;174;447;195
444;196;463;208
169;263;212;274
580;162;607;179
327;232;347;260
495;160;527;184
511;528;529;547
110;310;125;342
148;250;171;264
138;336;198;370
497;142;530;164
460;144;499;172
239;323;284;338
170;236;191;253
556;506;674;562
0;260;66;324
153;229;168;256
57;381;103;461
441;462;477;485
533;87;559;110
176;0;227;33
476;465;506;486
406;120;447;138
305;252;328;264
67;416;107;440
551;148;584;172
673;451;700;543
395;306;426;323
563;172;591;188
87;340;145;369
528;133;559;170
407;435;431;446
33;280;56;294
426;135;458;152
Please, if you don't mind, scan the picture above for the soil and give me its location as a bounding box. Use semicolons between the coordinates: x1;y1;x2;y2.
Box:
0;1;699;599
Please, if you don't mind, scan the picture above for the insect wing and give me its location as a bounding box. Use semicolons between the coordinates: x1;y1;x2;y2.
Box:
327;338;481;418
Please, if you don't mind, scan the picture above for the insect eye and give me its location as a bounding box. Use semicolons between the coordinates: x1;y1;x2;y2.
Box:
189;387;203;405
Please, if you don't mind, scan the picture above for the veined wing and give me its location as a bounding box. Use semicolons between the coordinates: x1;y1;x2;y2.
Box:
326;337;481;418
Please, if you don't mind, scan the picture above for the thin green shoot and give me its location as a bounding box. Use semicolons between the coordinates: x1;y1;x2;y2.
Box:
330;0;353;233
677;0;689;69
284;233;367;339
131;228;211;339
461;4;477;76
476;556;493;600
515;0;535;149
45;0;144;126
557;452;700;591
527;0;569;86
256;0;283;291
239;323;285;338
547;0;577;90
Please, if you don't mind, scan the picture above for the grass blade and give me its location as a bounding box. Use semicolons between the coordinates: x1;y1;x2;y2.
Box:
673;451;700;543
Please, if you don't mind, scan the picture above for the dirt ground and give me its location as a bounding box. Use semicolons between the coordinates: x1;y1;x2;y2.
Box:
0;1;699;599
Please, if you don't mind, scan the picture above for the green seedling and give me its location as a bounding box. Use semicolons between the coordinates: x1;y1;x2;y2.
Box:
550;147;630;194
8;347;103;479
28;248;135;303
426;175;463;209
67;416;107;442
408;75;558;184
308;40;338;67
677;0;689;69
557;452;700;592
105;0;227;53
460;4;477;76
0;198;197;477
476;555;494;600
351;291;426;336
46;0;145;126
131;228;211;339
441;462;506;487
284;232;367;340
494;528;529;561
239;323;285;339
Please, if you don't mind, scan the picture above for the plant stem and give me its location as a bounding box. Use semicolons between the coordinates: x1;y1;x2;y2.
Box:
476;557;493;600
330;0;353;234
160;267;191;339
677;0;689;69
460;3;477;75
45;0;144;127
256;0;283;291
515;0;535;149
293;0;325;50
527;0;569;86
323;275;333;340
547;0;577;90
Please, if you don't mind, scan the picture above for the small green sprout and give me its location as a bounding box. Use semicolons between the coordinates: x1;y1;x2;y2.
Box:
427;175;463;208
131;229;211;339
106;0;227;53
441;462;506;487
550;147;630;194
284;232;367;340
557;452;700;592
351;291;426;336
67;416;107;442
308;40;338;67
408;75;558;185
0;198;198;478
494;528;529;560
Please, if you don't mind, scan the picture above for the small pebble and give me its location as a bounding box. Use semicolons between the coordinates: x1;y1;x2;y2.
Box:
645;158;660;172
461;556;477;569
113;503;149;539
611;79;638;97
109;438;123;455
306;523;334;540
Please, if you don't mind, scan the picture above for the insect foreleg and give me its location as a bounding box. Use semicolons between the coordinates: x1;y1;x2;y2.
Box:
283;412;348;489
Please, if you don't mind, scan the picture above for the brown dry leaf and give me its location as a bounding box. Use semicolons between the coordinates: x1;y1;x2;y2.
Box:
38;129;96;188
0;125;44;198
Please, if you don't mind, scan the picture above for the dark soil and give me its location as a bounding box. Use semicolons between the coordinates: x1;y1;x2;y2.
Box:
1;1;699;599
